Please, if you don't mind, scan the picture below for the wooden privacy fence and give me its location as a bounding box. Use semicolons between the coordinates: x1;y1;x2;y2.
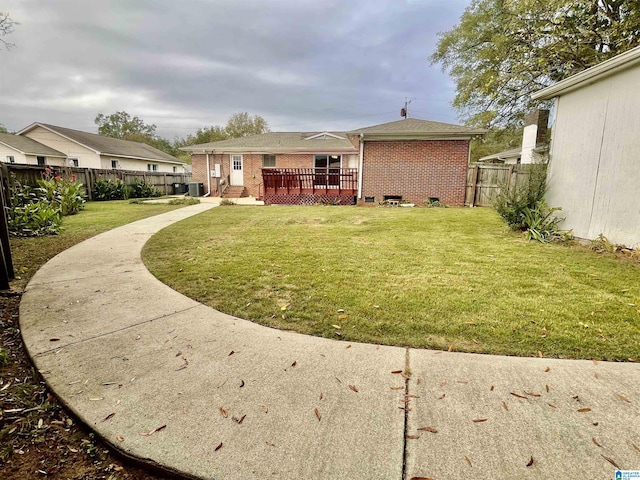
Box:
465;164;534;207
3;164;192;200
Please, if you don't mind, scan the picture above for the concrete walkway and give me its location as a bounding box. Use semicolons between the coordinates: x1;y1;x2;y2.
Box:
20;204;640;479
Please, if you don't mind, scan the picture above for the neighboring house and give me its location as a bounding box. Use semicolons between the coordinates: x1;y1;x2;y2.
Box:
531;45;640;248
478;110;549;165
0;132;67;166
15;123;186;173
183;118;485;205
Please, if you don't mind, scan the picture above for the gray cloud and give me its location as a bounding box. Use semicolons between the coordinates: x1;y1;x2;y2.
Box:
0;0;467;138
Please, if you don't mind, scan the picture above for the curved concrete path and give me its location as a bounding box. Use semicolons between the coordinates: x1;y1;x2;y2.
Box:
20;204;640;479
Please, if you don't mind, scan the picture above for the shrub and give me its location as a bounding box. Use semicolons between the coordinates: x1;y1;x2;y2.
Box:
168;197;200;205
521;201;571;243
128;178;161;199
494;163;547;229
425;199;447;208
6;178;62;236
37;169;85;215
219;199;236;206
93;178;128;201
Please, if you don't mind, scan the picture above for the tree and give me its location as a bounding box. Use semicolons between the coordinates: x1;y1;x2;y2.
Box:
0;12;17;50
431;0;640;127
225;112;270;138
178;126;229;146
95;111;156;140
0;124;7;133
470;125;524;162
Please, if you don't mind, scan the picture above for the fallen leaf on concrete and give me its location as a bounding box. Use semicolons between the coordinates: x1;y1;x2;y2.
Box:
546;385;550;393
175;351;182;357
215;442;223;452
139;425;166;436
465;456;472;467
345;345;351;349
228;350;235;356
217;378;227;388
544;367;550;372
401;373;410;379
525;392;541;397
592;438;602;448
573;395;581;402
618;394;631;403
263;405;269;413
319;392;324;400
439;381;447;387
410;477;435;480
438;393;446;400
116;436;124;442
548;403;558;409
102;413;115;422
391;370;403;374
266;441;275;447
594;373;599;379
219;407;228;418
577;408;592;413
406;434;420;439
601;454;620;469
416;378;421;385
632;444;640;453
232;415;246;424
472;418;488;423
511;392;527;399
349;384;359;393
502;402;508;411
314;408;321;421
490;385;494;391
405;393;418;398
49;338;60;342
391;386;404;391
418;426;438;433
526;456;534;467
239;380;245;388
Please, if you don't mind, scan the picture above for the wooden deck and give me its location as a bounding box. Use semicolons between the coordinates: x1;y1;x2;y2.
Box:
262;168;358;195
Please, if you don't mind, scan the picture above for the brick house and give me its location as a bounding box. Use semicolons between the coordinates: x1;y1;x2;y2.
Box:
182;118;485;205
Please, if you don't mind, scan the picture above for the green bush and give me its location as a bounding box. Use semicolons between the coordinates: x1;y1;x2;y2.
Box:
128;178;161;199
93;178;128;201
6;178;62;236
37;170;85;215
494;163;548;229
522;201;570;243
168;197;200;205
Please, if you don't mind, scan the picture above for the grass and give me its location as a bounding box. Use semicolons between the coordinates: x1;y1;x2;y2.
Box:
142;206;640;361
10;200;183;290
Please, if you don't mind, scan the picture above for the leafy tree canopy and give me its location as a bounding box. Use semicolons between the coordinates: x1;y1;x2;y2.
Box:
431;0;640;127
0;124;7;133
224;112;270;138
95;111;156;140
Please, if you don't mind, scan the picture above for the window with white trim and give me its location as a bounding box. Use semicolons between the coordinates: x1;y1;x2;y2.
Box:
68;158;79;167
147;163;158;172
172;166;178;173
6;155;14;164
111;160;118;169
263;154;276;168
37;156;46;166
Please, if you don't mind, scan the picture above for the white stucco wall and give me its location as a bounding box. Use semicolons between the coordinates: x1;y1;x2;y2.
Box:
546;65;640;248
100;156;183;173
23;126;102;168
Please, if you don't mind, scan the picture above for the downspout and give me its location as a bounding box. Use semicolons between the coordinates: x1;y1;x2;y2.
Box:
204;151;211;197
357;133;364;199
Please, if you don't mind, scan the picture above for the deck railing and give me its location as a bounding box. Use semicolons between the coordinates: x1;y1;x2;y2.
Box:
262;168;358;194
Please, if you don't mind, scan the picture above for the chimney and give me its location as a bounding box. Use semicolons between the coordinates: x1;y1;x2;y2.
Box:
520;109;549;164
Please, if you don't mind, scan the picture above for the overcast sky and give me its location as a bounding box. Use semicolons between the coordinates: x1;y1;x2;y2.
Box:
1;0;468;139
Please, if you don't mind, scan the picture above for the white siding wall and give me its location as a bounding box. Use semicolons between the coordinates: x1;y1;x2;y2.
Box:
101;156;182;173
23;126;102;168
0;147;27;164
546;65;640;248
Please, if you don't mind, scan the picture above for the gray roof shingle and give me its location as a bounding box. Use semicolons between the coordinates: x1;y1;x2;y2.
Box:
351;118;486;136
182;132;357;152
32;124;183;163
0;132;66;157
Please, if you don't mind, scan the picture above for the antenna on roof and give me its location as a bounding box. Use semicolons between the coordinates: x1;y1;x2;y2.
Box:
401;98;412;119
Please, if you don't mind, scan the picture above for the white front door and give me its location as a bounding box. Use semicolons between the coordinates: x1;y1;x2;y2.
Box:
230;155;244;186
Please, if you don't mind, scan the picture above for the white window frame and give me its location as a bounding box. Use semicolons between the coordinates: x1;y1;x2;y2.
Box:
6;155;15;164
147;163;158;172
111;159;119;169
263;154;276;168
37;156;46;166
68;158;79;167
172;166;178;173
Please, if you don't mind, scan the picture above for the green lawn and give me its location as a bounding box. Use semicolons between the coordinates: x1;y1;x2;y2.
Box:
142;206;640;360
10;200;183;291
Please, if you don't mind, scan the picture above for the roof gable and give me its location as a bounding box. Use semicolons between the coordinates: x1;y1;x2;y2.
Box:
0;132;66;157
18;123;183;164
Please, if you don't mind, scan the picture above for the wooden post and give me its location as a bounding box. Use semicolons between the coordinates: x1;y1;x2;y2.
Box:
469;164;479;207
0;163;14;288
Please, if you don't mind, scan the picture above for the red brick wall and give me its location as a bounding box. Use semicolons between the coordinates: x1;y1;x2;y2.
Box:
361;140;469;206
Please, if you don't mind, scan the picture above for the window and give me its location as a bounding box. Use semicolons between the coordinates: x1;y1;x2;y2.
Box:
314;154;341;186
68;158;79;167
147;163;158;172
111;160;118;169
37;156;46;166
263;154;276;168
172;166;178;173
6;155;15;164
